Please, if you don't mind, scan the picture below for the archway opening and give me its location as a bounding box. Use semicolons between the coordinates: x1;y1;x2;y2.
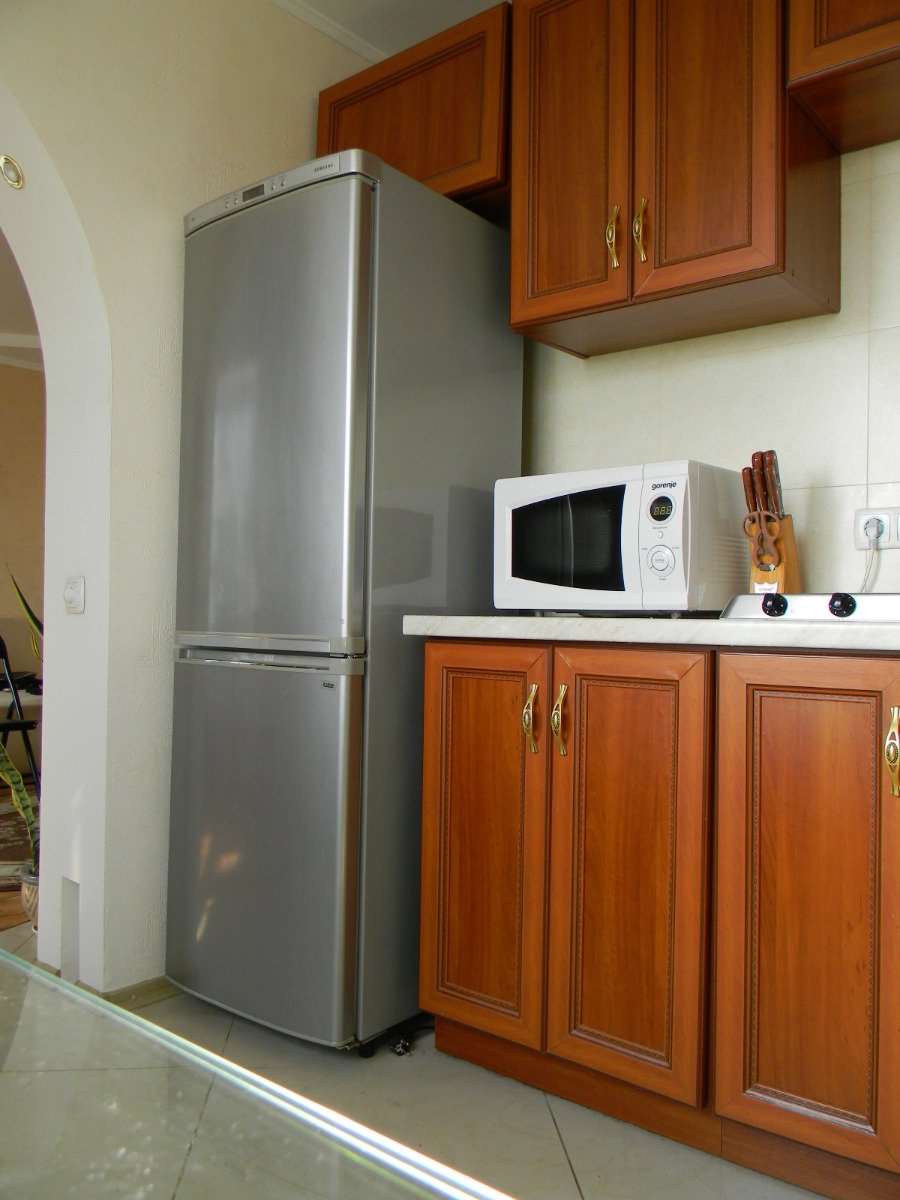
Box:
0;84;113;991
0;226;44;946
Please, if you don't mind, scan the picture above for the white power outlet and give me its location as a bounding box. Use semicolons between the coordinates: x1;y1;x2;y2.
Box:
854;508;900;549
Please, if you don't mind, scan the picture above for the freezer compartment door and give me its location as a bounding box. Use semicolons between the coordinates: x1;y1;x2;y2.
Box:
167;653;363;1045
177;174;373;649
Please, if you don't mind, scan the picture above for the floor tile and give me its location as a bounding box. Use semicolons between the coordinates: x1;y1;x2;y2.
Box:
220;1021;579;1200
0;971;182;1072
0;1066;209;1198
13;933;37;964
137;992;234;1054
190;1077;453;1200
548;1094;822;1200
0;921;32;953
174;1143;324;1199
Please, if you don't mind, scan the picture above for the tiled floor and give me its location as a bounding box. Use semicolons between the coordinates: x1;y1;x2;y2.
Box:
0;918;36;962
0;923;823;1200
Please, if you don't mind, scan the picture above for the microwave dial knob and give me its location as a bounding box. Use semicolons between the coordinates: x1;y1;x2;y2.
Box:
648;546;676;576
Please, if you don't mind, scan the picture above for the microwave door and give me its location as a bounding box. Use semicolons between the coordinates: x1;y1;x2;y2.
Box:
506;482;642;610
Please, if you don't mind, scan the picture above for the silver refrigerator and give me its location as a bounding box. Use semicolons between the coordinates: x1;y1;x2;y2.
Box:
167;150;522;1048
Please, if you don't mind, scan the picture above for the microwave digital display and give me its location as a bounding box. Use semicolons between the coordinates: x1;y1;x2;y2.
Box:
511;485;626;591
649;495;674;522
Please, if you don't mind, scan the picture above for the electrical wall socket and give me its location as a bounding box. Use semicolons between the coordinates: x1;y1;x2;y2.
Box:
854;508;900;549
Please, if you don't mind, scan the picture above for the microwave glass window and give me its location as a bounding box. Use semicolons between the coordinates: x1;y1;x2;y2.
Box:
511;486;626;591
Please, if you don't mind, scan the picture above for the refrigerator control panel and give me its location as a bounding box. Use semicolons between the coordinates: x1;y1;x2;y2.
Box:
185;153;375;235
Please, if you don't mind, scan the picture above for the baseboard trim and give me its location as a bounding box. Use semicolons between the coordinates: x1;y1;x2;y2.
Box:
103;976;181;1011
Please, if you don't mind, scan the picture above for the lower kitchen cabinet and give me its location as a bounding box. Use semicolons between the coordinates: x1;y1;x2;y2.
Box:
419;640;550;1048
418;637;900;1194
716;653;900;1172
546;646;712;1105
419;639;713;1103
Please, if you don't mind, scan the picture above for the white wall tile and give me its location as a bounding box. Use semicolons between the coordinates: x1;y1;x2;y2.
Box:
527;138;900;594
872;139;900;178
842;148;873;186
868;326;900;484
526;342;666;474
781;485;867;593
653;334;868;489
871;172;900;330
865;483;900;590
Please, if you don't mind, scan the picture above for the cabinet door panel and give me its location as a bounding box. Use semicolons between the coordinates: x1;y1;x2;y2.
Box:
717;654;900;1173
317;4;509;198
789;0;900;80
510;0;632;325
420;641;550;1048
546;646;711;1105
632;0;779;299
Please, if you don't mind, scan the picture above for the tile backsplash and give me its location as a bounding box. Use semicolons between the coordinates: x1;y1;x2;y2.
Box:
525;140;900;595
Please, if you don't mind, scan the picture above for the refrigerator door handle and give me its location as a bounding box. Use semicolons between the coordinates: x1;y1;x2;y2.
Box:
176;648;365;675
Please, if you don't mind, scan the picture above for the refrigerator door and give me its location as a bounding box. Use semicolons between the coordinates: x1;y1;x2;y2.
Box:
176;175;373;654
166;651;363;1045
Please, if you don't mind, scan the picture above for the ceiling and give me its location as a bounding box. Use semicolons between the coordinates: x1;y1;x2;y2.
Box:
274;0;500;59
0;231;42;372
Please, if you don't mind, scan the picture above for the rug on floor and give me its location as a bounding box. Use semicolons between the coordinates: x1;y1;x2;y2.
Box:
0;788;37;893
0;889;26;931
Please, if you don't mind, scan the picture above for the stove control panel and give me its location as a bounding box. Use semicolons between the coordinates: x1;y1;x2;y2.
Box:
722;593;900;621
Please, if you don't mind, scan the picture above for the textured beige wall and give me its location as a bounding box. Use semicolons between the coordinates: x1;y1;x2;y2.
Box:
527;143;900;596
0;0;365;988
0;364;44;671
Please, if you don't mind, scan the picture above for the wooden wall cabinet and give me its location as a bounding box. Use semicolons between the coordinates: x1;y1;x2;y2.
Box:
420;639;712;1104
511;0;840;357
716;653;900;1173
317;4;510;201
788;0;900;150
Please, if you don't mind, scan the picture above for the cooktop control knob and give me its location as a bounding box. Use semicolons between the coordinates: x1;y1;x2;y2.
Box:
828;592;857;618
648;546;675;576
761;593;788;617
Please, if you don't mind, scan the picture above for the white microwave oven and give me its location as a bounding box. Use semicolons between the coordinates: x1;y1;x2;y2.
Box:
493;460;746;612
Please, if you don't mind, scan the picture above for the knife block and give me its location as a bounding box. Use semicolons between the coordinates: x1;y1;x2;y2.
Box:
748;513;802;594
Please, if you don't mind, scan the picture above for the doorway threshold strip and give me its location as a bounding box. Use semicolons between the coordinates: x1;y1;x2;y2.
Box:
0;948;514;1200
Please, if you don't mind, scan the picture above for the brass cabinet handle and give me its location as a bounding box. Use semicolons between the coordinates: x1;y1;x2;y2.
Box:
551;683;568;757
605;204;620;270
885;706;900;797
632;196;648;264
522;682;539;754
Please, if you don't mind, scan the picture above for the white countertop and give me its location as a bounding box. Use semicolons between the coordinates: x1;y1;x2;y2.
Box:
402;613;900;652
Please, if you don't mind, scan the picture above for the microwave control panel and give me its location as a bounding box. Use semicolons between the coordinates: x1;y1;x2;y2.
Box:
638;475;686;593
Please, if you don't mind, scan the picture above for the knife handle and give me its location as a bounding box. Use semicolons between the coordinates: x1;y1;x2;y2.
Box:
763;449;784;518
742;468;756;513
752;466;769;513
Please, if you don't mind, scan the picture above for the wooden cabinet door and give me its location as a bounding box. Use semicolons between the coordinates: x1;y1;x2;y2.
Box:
419;641;550;1048
510;0;632;325
717;654;900;1173
789;0;900;81
631;0;780;300
788;0;900;151
316;4;509;199
546;646;712;1105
